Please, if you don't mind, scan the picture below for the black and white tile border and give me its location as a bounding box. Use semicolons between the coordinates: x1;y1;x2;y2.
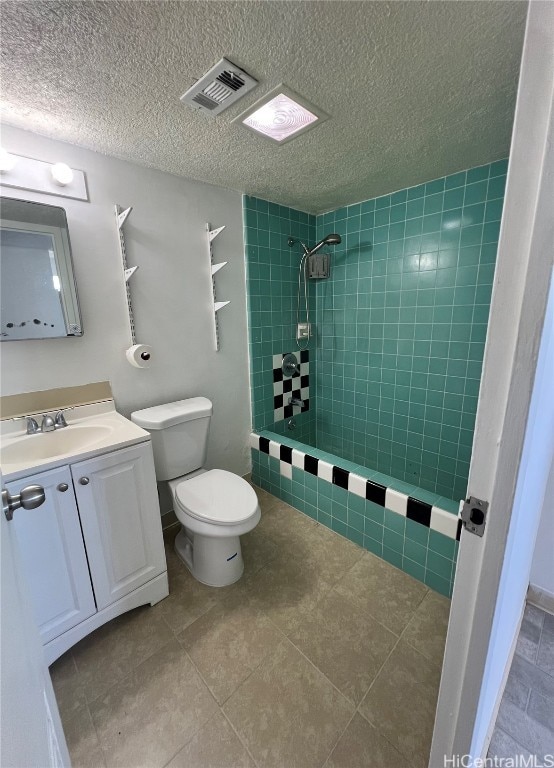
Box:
272;350;310;422
250;432;463;541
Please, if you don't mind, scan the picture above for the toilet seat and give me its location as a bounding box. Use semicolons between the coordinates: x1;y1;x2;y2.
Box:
174;469;259;525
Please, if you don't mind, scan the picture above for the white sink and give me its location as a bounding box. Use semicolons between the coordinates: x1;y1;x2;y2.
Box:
0;402;151;481
1;424;115;465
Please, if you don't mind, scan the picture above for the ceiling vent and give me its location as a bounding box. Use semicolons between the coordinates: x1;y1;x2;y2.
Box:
181;58;258;116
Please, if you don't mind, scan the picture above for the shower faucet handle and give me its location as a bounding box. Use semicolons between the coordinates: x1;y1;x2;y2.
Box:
282;353;300;377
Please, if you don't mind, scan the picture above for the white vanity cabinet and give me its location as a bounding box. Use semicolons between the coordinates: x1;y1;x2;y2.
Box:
71;444;166;611
7;465;96;644
6;440;168;664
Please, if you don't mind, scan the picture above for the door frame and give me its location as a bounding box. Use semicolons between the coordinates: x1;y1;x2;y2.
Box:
430;1;554;762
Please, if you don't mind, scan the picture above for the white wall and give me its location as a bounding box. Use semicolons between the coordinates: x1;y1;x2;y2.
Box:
530;457;554;602
0;125;252;483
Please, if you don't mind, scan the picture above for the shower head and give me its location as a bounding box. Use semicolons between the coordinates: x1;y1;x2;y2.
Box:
288;233;342;258
308;233;341;256
299;233;342;257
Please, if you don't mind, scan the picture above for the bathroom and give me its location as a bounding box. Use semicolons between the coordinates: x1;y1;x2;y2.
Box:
1;2;553;767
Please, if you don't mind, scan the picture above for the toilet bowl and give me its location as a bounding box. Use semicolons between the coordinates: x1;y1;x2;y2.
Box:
131;397;260;587
169;469;260;586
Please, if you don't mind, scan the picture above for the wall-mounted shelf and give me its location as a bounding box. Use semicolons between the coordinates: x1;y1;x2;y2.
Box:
115;205;138;345
115;205;152;367
207;223;229;351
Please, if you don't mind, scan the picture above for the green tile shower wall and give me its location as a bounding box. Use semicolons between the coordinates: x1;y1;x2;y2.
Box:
314;160;506;500
251;447;458;597
244;196;316;442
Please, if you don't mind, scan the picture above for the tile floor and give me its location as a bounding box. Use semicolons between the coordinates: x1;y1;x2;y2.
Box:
488;603;554;760
50;483;450;768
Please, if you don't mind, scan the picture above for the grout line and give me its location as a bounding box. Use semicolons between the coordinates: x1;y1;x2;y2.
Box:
354;588;443;765
320;708;358;768
176;630;269;768
221;710;262;768
159;646;228;768
82;691;109;768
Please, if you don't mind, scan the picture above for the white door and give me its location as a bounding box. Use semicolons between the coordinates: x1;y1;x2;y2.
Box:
1;471;70;768
72;442;166;610
430;2;554;763
7;465;96;644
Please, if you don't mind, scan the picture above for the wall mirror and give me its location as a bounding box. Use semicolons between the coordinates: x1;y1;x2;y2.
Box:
0;197;83;340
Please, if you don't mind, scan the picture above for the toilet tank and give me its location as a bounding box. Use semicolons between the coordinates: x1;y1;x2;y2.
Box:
131;397;213;481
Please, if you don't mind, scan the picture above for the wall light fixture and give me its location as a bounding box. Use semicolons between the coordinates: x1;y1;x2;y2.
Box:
50;162;74;186
0;147;18;173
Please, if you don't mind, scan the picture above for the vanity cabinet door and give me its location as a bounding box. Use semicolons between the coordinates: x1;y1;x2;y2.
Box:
71;442;166;611
7;465;96;644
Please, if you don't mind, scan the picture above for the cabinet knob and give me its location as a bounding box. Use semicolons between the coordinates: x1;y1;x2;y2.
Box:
57;483;69;492
79;477;90;485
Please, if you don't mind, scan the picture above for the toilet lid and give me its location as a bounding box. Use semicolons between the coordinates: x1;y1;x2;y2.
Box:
174;469;259;525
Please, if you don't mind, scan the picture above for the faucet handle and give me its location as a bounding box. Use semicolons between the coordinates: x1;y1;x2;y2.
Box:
13;415;40;434
27;417;40;434
54;407;74;429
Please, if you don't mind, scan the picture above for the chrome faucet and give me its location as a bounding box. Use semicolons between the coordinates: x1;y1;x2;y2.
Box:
288;396;304;408
13;407;74;435
41;414;56;433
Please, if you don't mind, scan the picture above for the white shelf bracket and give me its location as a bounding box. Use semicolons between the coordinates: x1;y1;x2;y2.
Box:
211;262;228;276
115;204;138;346
117;206;132;229
124;266;139;283
207;223;230;351
209;225;225;242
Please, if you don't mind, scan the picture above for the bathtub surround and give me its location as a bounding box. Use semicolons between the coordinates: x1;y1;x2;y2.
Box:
244;196;317;442
244;161;505;497
245;161;505;596
1;125;252;484
315;160;506;500
250;432;459;597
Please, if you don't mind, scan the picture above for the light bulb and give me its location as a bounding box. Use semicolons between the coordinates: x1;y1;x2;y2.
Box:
51;162;74;186
0;148;17;173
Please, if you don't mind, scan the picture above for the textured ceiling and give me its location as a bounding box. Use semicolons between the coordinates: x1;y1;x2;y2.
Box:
1;1;527;214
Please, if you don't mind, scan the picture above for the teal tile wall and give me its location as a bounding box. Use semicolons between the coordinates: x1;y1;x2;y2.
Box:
314;160;506;500
251;445;458;597
244;195;317;442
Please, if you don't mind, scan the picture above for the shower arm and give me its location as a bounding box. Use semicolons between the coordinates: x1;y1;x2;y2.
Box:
288;237;327;259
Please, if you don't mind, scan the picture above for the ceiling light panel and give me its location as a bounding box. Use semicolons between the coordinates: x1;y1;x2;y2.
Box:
236;85;328;144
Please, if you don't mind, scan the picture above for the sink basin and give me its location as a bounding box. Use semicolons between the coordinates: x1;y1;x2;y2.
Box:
0;424;115;465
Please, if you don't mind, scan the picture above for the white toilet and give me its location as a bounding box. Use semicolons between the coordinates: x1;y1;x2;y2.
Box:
131;397;260;587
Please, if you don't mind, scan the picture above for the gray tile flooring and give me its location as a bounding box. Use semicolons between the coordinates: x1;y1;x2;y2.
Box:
488;604;554;761
49;484;450;768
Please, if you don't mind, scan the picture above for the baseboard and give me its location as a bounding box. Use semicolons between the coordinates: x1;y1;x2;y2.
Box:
527;584;554;615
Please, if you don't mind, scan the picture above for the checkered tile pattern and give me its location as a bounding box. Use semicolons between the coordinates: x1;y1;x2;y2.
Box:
272;350;310;422
250;432;462;541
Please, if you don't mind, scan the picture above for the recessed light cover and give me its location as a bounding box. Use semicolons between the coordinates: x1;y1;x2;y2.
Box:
236;85;328;144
